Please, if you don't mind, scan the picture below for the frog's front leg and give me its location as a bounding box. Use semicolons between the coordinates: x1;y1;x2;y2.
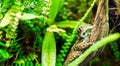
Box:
64;51;82;66
72;42;93;51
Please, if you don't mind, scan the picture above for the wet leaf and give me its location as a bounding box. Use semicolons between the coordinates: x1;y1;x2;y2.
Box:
42;32;56;66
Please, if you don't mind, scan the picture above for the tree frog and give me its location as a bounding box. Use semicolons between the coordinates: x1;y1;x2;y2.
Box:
78;24;92;39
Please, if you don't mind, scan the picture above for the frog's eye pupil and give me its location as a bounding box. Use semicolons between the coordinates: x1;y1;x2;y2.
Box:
78;27;82;32
83;32;85;35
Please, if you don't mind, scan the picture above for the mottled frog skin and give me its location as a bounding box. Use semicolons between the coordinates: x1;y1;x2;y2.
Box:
64;0;109;66
78;25;92;43
63;25;92;66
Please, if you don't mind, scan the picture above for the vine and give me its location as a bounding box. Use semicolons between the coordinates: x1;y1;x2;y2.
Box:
0;0;120;66
56;0;97;65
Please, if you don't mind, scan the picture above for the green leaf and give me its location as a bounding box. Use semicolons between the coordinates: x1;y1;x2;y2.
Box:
29;61;34;66
15;64;19;66
0;5;21;28
25;62;29;66
47;25;65;32
56;20;87;28
42;32;56;66
20;14;40;20
21;63;25;66
13;59;25;64
35;62;41;66
68;33;120;66
110;41;120;61
0;41;6;47
48;0;65;24
0;10;12;28
0;49;10;62
29;53;38;61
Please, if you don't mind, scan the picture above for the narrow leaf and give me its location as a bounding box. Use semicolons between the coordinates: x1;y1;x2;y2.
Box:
0;49;10;62
47;25;65;32
20;14;40;20
42;32;56;66
48;0;65;24
56;20;86;28
0;41;6;47
68;33;120;66
0;5;21;28
13;59;25;64
0;11;12;28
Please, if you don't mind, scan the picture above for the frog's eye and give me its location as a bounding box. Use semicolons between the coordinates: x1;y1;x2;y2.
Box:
78;27;82;32
82;28;92;38
83;32;86;36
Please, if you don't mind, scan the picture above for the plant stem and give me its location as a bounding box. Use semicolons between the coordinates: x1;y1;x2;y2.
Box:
68;33;120;66
72;0;97;36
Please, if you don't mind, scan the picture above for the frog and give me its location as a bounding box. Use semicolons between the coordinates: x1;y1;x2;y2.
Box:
64;0;109;65
63;24;92;66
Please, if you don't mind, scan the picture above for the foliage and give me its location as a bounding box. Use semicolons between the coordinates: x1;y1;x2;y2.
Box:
68;33;120;66
42;32;56;66
0;0;120;66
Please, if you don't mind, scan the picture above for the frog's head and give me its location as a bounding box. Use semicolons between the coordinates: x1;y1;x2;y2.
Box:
78;24;92;38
